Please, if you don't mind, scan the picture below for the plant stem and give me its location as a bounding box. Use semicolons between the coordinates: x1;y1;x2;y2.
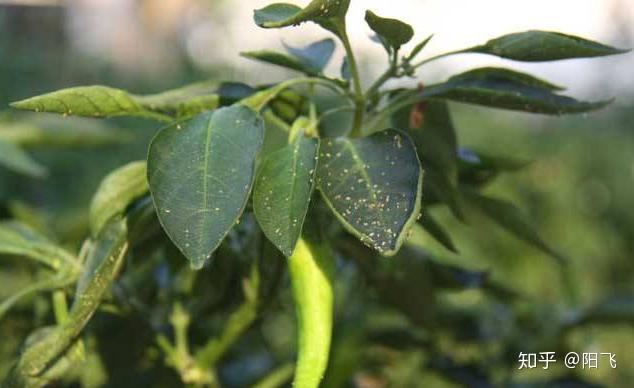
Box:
170;303;191;360
336;23;365;137
252;363;294;388
365;68;396;101
52;290;69;324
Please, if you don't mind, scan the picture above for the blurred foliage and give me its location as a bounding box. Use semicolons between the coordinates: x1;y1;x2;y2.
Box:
0;2;632;388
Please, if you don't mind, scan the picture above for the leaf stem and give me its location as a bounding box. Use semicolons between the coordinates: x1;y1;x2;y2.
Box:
252;363;294;388
52;290;70;324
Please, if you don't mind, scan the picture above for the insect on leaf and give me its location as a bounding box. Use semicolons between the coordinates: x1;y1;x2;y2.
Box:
317;129;423;255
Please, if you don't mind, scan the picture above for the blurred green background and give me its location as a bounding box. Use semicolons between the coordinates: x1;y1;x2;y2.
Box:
0;1;632;387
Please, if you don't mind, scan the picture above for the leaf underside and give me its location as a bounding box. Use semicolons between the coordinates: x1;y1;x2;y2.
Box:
241;50;320;76
254;136;319;256
423;67;610;114
469;30;629;62
318;129;423;255
148;106;264;269
284;38;336;73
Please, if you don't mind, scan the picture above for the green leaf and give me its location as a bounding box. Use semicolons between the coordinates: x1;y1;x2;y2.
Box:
11;86;172;121
407;34;434;61
422;67;609;115
425;258;488;290
467;30;629;62
317;129;423;255
392;100;458;181
365;10;414;51
423;168;464;220
0;221;77;271
4;326;85;387
241;50;321;76
458;148;530;187
89;161;149;237
148;106;265;269
75;218;128;297
284;38;336;73
216;82;257;106
391;100;463;218
9;219;128;383
134;81;220;118
341;56;351;80
254;135;319;256
571;295;634;326
240;39;335;76
0;272;76;322
254;3;302;27
0;139;46;177
461;188;565;264
239;80;306;114
240;83;291;112
11;82;221;121
254;0;350;35
419;212;458;253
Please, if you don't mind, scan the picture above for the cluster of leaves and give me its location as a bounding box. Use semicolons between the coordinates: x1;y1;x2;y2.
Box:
0;1;631;387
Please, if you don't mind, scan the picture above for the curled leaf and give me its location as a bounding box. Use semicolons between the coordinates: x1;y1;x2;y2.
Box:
89;161;149;237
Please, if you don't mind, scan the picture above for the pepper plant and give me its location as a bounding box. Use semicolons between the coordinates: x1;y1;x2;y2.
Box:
0;1;629;387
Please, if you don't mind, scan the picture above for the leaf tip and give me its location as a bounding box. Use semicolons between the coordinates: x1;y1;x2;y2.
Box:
9;99;29;111
190;257;208;271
